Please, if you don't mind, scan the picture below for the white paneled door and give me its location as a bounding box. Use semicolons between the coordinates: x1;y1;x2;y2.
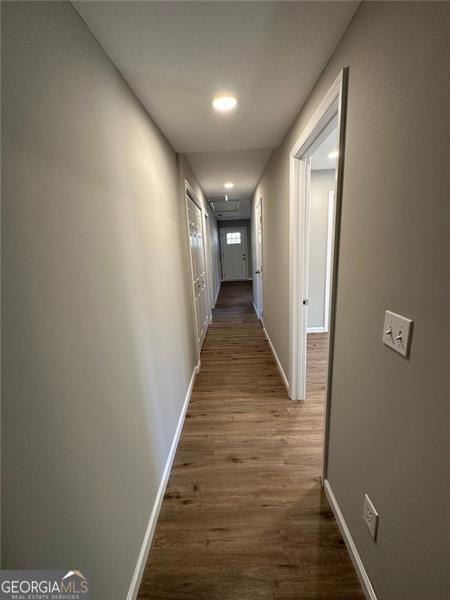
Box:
254;198;263;319
187;193;209;350
220;227;248;281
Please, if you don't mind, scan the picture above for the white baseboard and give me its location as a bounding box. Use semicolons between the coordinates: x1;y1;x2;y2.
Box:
262;326;289;393
307;326;328;333
324;479;378;600
252;302;262;322
126;361;200;600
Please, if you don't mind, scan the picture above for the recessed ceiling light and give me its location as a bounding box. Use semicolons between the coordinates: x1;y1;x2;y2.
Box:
212;95;237;112
328;150;339;159
224;182;234;189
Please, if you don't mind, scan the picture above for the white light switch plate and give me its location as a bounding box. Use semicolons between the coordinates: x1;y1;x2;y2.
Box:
383;310;413;357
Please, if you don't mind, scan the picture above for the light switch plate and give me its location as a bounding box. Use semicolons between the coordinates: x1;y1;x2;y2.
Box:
383;310;413;357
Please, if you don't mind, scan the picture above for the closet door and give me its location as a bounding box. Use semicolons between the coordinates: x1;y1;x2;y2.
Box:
187;194;209;349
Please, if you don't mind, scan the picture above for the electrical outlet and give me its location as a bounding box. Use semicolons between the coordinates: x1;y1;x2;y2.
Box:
363;494;379;541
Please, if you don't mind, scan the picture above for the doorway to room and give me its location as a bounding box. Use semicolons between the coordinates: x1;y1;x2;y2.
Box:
289;70;348;479
254;197;264;320
307;128;337;337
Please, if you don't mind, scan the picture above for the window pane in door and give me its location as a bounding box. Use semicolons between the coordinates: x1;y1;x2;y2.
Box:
226;232;241;245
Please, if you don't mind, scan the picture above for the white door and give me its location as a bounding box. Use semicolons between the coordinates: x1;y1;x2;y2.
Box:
220;227;248;281
187;194;209;349
254;198;263;319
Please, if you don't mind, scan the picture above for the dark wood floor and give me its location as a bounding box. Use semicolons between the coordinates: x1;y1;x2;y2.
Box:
138;281;364;600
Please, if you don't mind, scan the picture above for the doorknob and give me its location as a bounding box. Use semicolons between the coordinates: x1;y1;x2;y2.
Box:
255;270;260;274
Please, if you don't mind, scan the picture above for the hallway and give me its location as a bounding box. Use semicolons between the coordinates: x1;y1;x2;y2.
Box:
3;3;448;598
138;282;363;599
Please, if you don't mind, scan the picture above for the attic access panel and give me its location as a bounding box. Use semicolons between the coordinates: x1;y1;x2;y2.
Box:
210;199;241;214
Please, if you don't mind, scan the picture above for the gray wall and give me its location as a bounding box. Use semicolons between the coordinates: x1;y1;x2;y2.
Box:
252;2;449;599
1;2;217;598
218;219;253;279
307;170;335;330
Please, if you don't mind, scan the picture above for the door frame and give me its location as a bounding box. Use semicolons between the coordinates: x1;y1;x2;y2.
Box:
288;69;348;479
220;226;248;281
254;197;264;321
184;180;212;362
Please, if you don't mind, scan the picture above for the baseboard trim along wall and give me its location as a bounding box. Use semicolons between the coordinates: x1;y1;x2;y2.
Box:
307;326;328;334
126;361;200;600
252;302;262;322
324;479;378;600
263;326;289;393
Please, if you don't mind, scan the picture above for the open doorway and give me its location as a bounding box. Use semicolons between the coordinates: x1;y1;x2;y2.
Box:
289;70;348;478
253;197;264;321
307;128;337;335
305;124;338;423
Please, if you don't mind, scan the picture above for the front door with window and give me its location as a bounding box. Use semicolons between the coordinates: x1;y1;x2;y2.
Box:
220;227;248;281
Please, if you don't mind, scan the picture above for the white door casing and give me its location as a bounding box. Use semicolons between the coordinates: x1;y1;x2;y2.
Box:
186;189;209;352
220;227;248;281
254;198;264;319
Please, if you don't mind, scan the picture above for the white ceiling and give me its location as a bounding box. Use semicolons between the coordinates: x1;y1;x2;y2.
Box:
186;148;272;198
74;1;359;218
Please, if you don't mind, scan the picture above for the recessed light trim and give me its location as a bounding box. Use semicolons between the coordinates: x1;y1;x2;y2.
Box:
224;182;234;189
212;95;238;112
328;150;339;159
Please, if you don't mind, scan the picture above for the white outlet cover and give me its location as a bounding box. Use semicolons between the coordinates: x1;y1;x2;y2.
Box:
363;494;379;541
383;310;413;357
